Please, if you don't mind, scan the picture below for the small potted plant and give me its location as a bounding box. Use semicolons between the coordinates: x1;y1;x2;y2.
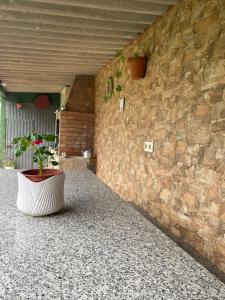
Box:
12;133;64;216
3;159;16;169
128;51;148;80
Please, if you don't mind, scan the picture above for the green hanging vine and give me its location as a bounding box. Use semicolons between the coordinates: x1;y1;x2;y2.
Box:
102;49;125;103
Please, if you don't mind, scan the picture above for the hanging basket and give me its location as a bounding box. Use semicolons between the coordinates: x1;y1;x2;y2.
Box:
34;95;50;109
128;57;148;80
16;103;23;109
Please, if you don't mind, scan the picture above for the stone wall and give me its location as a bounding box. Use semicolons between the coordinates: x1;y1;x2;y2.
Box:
95;0;225;274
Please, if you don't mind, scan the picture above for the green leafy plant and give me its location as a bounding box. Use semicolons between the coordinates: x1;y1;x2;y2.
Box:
115;85;122;92
3;159;15;168
12;133;59;175
131;46;145;58
133;51;139;58
103;95;110;103
102;49;125;102
115;49;125;94
115;49;122;57
115;69;122;78
115;49;125;62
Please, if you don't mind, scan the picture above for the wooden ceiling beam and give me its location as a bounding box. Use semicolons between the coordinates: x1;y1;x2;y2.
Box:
0;47;113;59
0;57;105;66
0;28;132;44
5;84;63;93
0;20;136;39
0;1;159;23
0;10;149;32
0;34;125;48
0;53;109;64
0;66;99;72
27;0;170;14
0;36;121;52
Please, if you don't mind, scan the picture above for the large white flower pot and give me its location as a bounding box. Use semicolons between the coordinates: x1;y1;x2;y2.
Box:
17;172;65;216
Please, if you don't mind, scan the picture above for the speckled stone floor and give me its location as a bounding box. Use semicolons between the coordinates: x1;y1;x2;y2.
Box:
0;169;225;300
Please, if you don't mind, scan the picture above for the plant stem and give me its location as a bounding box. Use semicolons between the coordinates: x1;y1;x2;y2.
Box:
38;160;43;175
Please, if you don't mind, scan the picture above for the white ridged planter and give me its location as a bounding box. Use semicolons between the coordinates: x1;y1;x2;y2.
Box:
17;172;65;216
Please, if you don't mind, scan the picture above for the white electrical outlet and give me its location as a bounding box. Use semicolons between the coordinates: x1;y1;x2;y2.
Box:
119;98;125;112
144;141;154;153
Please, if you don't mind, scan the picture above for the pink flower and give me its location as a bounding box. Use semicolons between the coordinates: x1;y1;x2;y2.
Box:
32;139;43;145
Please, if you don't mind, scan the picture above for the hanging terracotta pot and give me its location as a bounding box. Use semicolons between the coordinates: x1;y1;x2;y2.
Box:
128;56;148;80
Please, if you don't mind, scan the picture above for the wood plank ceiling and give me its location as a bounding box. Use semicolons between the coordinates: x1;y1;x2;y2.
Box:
0;0;177;93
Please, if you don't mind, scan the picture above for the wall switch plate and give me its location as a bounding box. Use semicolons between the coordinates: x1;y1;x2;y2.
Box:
119;98;125;112
144;141;154;152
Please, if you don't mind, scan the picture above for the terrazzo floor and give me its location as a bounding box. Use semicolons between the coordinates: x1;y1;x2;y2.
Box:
0;169;225;300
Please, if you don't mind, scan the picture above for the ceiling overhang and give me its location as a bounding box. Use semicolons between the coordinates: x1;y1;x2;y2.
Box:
0;0;177;93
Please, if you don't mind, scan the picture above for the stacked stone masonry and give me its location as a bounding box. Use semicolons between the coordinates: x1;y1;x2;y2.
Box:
95;0;225;274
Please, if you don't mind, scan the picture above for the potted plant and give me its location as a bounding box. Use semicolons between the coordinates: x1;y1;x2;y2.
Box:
12;133;65;216
128;51;148;80
13;133;60;182
3;159;16;169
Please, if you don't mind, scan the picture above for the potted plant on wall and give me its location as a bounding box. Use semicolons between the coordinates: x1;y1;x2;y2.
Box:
12;133;65;216
128;51;148;80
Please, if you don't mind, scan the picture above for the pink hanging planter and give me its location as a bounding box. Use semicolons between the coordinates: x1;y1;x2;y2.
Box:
34;95;50;109
16;103;23;109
